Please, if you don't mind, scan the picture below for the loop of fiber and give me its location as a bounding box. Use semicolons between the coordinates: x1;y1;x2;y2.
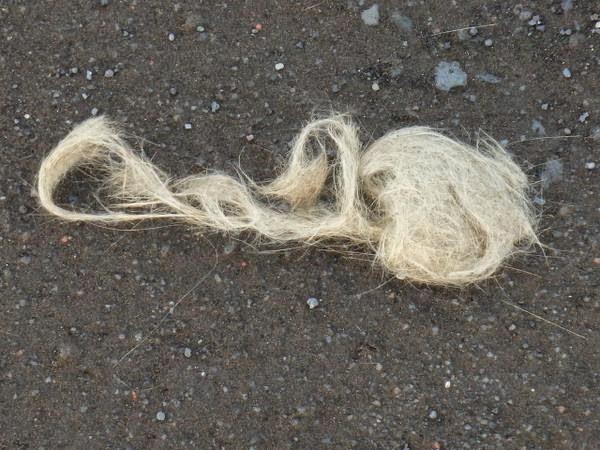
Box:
37;115;538;286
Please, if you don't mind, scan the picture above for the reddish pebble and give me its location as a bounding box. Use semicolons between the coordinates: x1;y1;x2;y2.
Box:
255;23;262;31
59;235;72;244
240;261;248;268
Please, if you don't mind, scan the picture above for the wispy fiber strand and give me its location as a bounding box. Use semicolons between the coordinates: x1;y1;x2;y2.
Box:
37;114;538;286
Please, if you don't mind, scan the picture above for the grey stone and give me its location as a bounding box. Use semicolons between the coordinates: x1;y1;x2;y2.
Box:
307;297;320;309
531;119;546;136
361;4;380;26
476;72;502;84
434;61;467;92
19;255;32;265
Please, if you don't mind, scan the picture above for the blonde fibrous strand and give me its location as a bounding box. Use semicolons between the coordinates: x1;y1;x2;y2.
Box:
37;114;539;286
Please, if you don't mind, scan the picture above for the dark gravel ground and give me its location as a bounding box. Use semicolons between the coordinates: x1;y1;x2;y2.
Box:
1;1;599;449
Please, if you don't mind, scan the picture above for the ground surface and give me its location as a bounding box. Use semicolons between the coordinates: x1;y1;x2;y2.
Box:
1;1;599;449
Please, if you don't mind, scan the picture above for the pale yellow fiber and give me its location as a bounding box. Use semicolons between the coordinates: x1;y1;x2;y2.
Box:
37;115;538;286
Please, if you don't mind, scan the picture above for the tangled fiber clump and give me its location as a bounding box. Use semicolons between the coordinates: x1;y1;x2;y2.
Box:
37;115;538;286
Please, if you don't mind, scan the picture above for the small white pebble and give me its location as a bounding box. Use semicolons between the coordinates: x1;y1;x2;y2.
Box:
156;411;166;421
585;162;596;170
578;112;589;123
24;113;31;119
562;67;572;78
168;32;175;41
484;38;493;47
444;381;451;389
429;410;438;419
91;107;99;116
86;70;93;81
508;324;517;331
375;363;383;371
307;297;319;309
184;123;193;130
371;82;380;91
184;347;192;358
274;62;285;71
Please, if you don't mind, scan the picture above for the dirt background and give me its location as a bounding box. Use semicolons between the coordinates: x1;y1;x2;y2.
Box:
1;1;599;449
